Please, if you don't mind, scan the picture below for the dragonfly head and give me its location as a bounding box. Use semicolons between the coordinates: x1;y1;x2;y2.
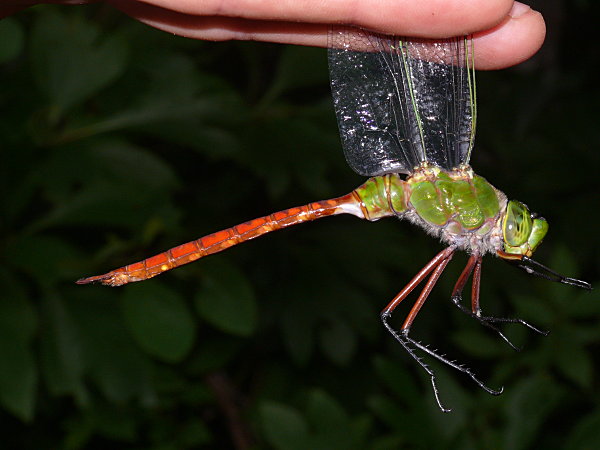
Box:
497;201;591;290
500;200;548;258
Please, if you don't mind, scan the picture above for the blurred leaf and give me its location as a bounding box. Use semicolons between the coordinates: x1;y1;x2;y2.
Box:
240;116;337;198
260;394;368;450
265;45;328;102
373;356;420;405
30;180;176;231
503;376;564;449
80;405;138;442
260;401;309;450
369;358;432;446
281;301;315;366
0;275;37;421
178;420;212;447
70;291;157;405
368;394;427;443
67;94;237;144
559;287;600;319
548;245;580;282
195;259;258;337
310;416;370;450
0;17;23;64
121;282;196;363
554;343;592;389
30;9;128;111
0;273;37;342
425;368;469;437
369;435;405;450
512;293;554;327
0;339;37;422
6;235;79;286
565;410;600;450
305;389;347;432
452;327;506;358
39;293;88;404
187;337;242;374
319;318;356;365
346;417;372;450
89;140;178;191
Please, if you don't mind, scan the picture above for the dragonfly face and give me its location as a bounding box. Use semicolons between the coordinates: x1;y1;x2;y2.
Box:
500;200;549;258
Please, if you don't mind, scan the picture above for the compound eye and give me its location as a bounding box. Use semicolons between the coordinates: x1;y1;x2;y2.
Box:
504;201;533;247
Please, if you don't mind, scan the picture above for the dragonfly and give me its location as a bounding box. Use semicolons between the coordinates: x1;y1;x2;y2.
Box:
78;27;591;411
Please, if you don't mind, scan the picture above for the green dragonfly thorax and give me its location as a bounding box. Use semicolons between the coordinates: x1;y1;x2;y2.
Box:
353;164;504;254
352;164;550;259
407;165;500;232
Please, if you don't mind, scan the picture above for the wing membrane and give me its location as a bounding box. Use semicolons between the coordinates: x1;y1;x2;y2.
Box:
328;27;476;176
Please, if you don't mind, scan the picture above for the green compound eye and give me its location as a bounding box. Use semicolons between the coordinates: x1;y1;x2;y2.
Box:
503;201;533;247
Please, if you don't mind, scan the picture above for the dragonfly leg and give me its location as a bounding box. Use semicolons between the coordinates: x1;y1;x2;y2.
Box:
381;247;454;412
381;247;502;412
381;323;450;412
450;255;548;352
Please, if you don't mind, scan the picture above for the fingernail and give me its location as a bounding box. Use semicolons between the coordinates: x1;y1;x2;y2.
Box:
509;2;532;18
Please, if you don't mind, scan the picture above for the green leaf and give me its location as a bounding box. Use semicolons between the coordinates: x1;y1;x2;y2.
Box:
0;271;38;421
30;9;128;111
39;293;88;404
89;140;178;192
188;337;241;374
5;235;79;286
195;259;258;337
81;405;137;442
512;293;554;327
559;286;600;318
0;17;23;64
304;389;370;450
373;356;420;404
0;338;37;422
367;395;409;433
69;291;156;404
319;318;356;366
548;245;580;282
260;401;309;450
178;420;213;447
121;283;196;363
452;328;505;358
369;435;406;450
305;389;347;432
553;342;593;389
265;46;328;102
31;183;159;230
0;274;37;343
0;276;37;421
565;410;600;450
503;376;564;449
281;303;315;365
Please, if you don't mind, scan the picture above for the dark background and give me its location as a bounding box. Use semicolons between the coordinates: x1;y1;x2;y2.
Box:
1;1;598;448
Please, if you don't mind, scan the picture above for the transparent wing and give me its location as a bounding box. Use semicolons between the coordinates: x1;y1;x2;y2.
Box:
328;27;476;176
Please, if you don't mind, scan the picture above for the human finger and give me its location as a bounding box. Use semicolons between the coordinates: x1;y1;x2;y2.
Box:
109;0;544;69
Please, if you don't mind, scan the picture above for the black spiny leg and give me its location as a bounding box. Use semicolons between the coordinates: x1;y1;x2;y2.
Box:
381;247;502;413
450;254;548;352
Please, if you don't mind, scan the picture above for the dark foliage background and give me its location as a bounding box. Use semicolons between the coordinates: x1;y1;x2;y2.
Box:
1;1;598;448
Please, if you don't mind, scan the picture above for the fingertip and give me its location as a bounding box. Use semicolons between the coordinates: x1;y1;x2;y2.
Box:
474;3;546;70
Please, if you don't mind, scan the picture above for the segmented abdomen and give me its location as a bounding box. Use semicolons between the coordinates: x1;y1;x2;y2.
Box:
77;193;361;286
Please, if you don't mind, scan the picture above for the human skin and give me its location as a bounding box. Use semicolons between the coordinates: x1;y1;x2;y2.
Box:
1;0;545;69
